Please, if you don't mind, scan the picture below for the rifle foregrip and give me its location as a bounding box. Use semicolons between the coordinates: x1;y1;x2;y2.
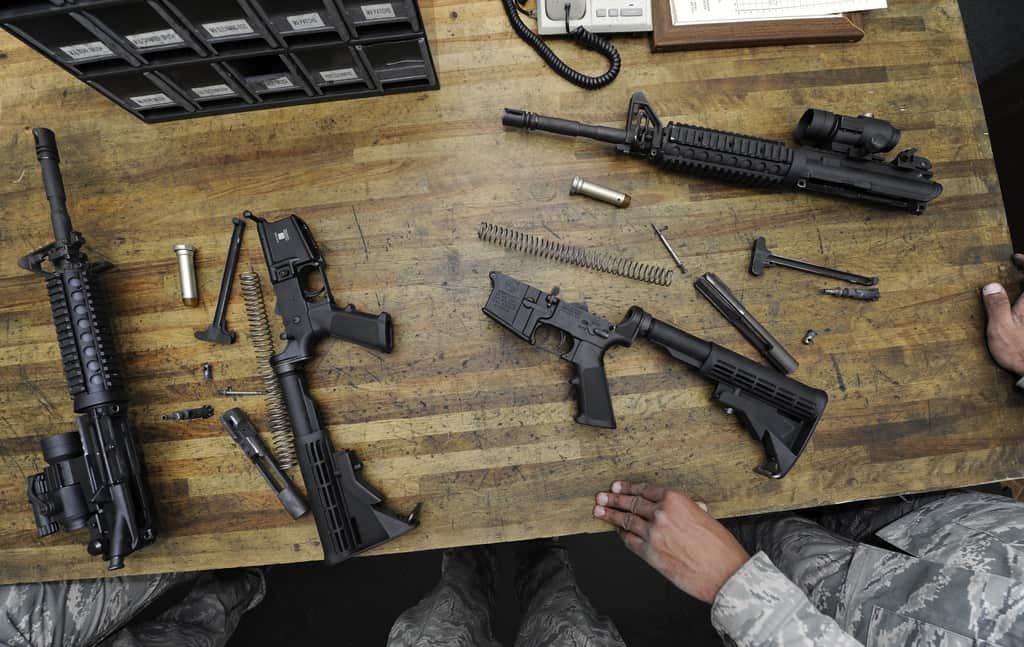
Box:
48;265;125;412
329;308;393;353
656;123;795;188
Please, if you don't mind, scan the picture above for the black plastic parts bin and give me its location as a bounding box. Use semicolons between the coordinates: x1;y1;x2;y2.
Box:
0;0;437;123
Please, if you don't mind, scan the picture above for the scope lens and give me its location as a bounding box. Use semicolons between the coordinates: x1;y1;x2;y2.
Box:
41;431;83;464
795;109;838;144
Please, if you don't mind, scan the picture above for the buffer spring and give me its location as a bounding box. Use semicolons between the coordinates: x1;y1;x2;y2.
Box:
477;222;673;286
239;271;296;470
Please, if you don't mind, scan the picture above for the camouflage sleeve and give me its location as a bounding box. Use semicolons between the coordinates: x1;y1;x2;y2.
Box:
710;552;863;647
876;491;1024;577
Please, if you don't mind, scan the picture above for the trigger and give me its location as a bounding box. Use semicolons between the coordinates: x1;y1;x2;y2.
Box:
557;331;573;355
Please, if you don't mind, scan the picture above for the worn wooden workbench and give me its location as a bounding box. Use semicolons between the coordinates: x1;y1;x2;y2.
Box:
0;0;1020;585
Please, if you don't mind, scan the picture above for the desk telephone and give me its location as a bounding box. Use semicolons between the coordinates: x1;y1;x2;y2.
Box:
536;0;653;34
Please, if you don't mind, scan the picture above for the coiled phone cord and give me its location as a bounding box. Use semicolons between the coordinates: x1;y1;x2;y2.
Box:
501;0;621;89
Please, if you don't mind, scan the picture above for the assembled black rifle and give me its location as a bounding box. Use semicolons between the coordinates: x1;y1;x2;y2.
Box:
21;129;156;570
247;212;419;564
502;92;943;214
483;272;828;478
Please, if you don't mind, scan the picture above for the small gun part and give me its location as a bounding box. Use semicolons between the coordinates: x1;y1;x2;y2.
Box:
694;273;798;374
217;386;267;397
570;176;631;208
750;237;878;286
174;244;198;307
651;224;686;274
220;408;308;520
239;270;297;470
202;363;212;381
195;217;245;345
162;405;214;421
478;222;673;286
803;330;818;345
823;287;880;302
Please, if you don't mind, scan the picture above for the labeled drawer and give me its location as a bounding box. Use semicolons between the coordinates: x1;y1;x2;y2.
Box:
89;70;195;118
291;44;371;92
250;0;348;45
159;61;253;105
226;53;312;97
357;37;434;90
3;12;137;73
163;0;276;53
82;1;207;64
334;0;419;40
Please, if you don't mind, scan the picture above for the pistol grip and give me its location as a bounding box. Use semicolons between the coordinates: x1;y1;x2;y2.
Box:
329;307;393;353
568;341;616;429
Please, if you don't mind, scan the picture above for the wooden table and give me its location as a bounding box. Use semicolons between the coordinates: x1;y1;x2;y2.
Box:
0;0;1020;585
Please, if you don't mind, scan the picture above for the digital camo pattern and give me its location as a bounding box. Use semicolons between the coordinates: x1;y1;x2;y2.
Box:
387;547;504;647
841;544;1024;645
876;491;1024;578
0;569;264;647
513;544;625;647
729;516;857;618
717;491;1024;647
711;551;862;647
388;544;625;647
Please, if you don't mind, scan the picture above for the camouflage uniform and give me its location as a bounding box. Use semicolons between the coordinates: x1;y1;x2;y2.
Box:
0;568;264;647
387;542;625;647
714;491;1024;646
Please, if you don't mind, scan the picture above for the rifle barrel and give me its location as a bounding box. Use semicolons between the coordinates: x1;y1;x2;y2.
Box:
33;128;73;243
502;108;627;145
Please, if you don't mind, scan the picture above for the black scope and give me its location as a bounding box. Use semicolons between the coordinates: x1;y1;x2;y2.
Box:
795;109;901;157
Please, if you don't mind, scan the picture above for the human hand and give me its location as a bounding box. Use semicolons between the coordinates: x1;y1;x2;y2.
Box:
982;254;1024;374
593;481;749;604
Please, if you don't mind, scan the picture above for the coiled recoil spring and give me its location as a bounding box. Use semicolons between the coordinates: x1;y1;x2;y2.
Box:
478;222;673;286
239;271;296;470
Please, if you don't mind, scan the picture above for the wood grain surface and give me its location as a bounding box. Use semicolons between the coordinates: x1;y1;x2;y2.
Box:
1;0;1021;585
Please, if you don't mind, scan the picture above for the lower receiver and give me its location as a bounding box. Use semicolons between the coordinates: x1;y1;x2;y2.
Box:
248;212;419;564
483;272;828;478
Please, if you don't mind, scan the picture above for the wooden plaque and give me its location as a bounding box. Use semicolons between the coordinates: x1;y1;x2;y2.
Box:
651;1;865;52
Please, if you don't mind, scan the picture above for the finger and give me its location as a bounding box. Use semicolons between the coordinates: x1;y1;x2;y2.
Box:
1014;291;1024;321
594;504;651;538
983;284;1014;328
617;528;646;555
611;481;667;502
596;491;656;520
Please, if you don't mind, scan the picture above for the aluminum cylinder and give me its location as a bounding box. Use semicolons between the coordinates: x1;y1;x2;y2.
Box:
174;244;198;307
570;176;631;208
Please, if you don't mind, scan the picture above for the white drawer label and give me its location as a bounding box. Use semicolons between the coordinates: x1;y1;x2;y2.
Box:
202;19;254;38
191;83;235;98
126;29;184;49
259;76;295;90
361;3;397;20
130;93;174;108
60;41;113;61
286;12;326;30
320;68;359;82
